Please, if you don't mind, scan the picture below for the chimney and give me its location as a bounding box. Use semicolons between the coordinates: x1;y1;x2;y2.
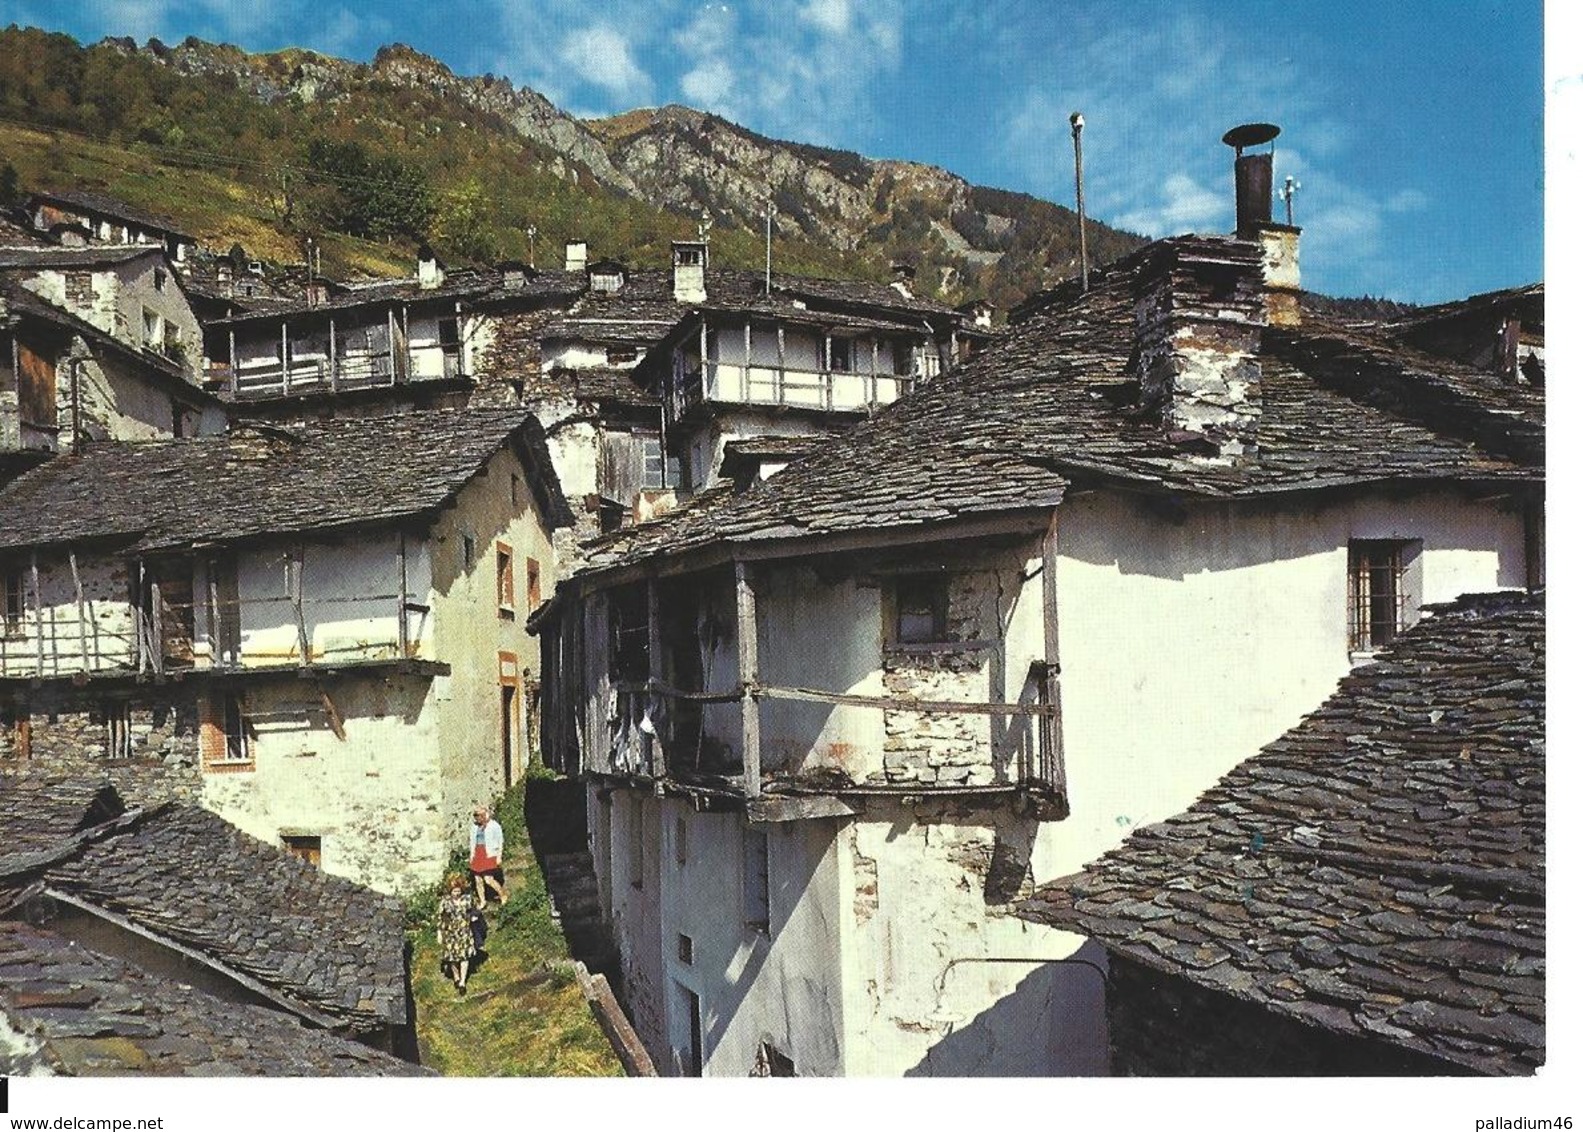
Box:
890;262;916;299
564;240;588;273
672;240;708;303
1223;122;1301;327
1133;238;1265;460
417;243;445;290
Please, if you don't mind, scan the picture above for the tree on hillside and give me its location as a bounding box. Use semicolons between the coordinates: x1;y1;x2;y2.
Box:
303;138;435;241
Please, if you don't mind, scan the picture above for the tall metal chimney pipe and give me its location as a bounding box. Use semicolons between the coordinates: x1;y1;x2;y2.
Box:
1071;112;1089;292
1222;123;1280;238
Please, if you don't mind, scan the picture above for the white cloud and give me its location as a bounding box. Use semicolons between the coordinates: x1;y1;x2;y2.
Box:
1386;187;1430;213
799;0;851;37
559;24;652;102
1116;173;1223;237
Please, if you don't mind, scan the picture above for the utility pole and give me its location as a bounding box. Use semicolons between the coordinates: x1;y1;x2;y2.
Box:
1070;112;1089;293
526;224;537;269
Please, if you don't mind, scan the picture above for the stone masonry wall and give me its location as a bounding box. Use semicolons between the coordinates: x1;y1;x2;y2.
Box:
880;570;997;786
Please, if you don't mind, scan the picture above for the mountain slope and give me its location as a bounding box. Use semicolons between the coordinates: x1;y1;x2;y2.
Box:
0;28;1145;310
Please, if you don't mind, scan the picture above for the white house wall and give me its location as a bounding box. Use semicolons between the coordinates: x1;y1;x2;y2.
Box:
1043;485;1528;880
0;556;136;677
201;673;447;893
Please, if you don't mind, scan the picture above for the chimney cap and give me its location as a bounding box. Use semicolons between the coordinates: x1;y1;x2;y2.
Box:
1222;122;1280;153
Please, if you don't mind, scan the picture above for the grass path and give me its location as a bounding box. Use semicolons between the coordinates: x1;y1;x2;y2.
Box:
406;798;622;1076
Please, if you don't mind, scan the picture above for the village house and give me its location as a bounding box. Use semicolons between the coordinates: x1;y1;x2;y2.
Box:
26;189;199;268
531;130;1543;1076
1019;592;1543;1076
0;775;426;1074
0;245;220;478
0;407;571;895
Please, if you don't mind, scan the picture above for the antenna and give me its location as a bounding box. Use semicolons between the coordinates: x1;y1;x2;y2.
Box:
1070;112;1089;293
764;193;775;292
1281;175;1301;226
698;212;713;241
525;224;537;269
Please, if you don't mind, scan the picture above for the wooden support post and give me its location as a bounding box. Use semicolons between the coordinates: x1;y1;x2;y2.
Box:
401;303;410;381
149;577;164;677
207;565;221;668
228;329;237;395
397;533;410;658
734;560;761;798
135;560;146;675
646;575;665;780
870;339;879;406
697;317;709;399
387;309;398;385
776;325;786;404
280;322;290;394
292;545;309;663
68;551;89;672
328;317;338;392
29;552;44;675
1040;510;1066;799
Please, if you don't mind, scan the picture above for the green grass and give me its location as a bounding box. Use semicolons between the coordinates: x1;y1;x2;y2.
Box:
405;792;623;1077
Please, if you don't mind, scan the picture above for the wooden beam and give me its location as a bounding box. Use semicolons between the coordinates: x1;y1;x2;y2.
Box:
646;575;666;779
227;328;237;396
1040;509;1067;798
328;316;338;392
207;563;221;668
149;576;163;676
292;545;309;662
67;551;89;672
280;321;289;394
318;685;347;741
756;683;1062;716
396;533;410;657
735;560;761;797
747;793;863;823
29;552;44;674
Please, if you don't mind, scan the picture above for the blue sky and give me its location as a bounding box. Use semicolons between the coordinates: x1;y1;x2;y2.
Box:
0;0;1547;301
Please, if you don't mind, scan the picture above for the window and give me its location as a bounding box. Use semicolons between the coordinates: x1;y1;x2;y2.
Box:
511;473;523;511
826;337;853;372
202;692;253;768
674;812;689;866
675;247;704;267
282;834;322;868
153;267;167;292
1348;539;1419;653
3;571;23;637
105;702;132;759
142;308;162;349
639;435;676;490
524;556;542;610
677;985;703;1077
462;533;477;571
892;574;951;645
496;543;515;615
677;933;694;965
892;341;915;376
743;827;770;936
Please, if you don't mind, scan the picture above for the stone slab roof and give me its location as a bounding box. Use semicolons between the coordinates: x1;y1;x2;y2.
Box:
1020;591;1544;1076
0;776;124;866
0;245;164;272
30;190;192;240
546;366;660;408
0;922;427;1076
39;803;410;1033
0;406;572;554
577;237;1540;576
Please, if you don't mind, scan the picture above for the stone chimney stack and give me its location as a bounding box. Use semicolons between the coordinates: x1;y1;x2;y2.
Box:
417;244;445;290
1134;239;1265;460
1223;122;1301;327
565;240;588;273
672;239;708;303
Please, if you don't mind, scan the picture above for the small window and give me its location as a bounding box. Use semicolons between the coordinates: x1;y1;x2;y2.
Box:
496;544;515;615
153;267;167;292
438;317;461;347
511;473;523;511
524;556;542;610
892;341;914;376
1348;539;1419;654
142;308;162;348
105;702;133;759
677;933;694;965
222;695;248;762
675;247;704;267
674;813;689;866
640;435;670;490
282;834;322;868
204;692;253;768
3;571;23;636
462;533;477;571
826;337;853;373
743;827;770;936
893;574;950;645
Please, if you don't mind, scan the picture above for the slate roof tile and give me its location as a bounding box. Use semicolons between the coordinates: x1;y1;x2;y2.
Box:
0;922;426;1076
1020;591;1544;1076
0;406;571;553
